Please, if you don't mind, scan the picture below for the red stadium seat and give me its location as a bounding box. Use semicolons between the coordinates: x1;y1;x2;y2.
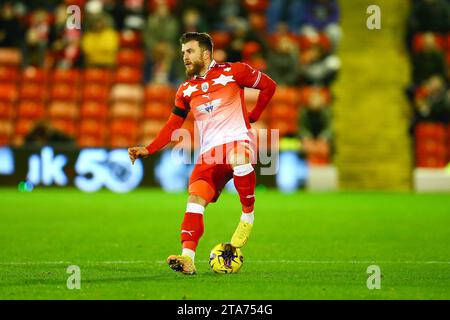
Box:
0;84;18;102
210;31;232;50
20;83;47;102
50;118;77;136
110;119;139;138
243;0;268;12
415;123;446;140
242;41;262;61
298;33;331;52
117;49;145;68
15;118;36;137
80;101;108;120
143;102;171;120
412;33;445;52
140;119;166;137
269;103;299;121
79;119;107;137
144;84;176;103
47;101;79;120
249;12;267;32
21;67;48;84
83;68;113;85
0;102;14;119
0;66;19;83
268;119;298;137
52;68;81;85
77;135;106;147
119;30;142;48
82;84;110;102
272;86;300;105
299;86;331;106
110;84;144;103
0;120;13;143
50;83;78;101
0;48;22;66
115;67;142;84
110;102;141;120
416;155;447;168
109;135;136;148
17;101;45;119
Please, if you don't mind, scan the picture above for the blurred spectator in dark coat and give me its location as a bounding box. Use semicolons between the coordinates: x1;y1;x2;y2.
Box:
23;9;51;67
180;7;209;33
266;35;299;85
299;87;332;161
414;76;450;123
411;33;447;85
226;17;268;62
408;0;450;34
0;2;24;48
25;121;76;147
299;43;340;86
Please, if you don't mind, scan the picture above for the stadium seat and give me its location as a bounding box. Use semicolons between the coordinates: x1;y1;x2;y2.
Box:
20;83;47;102
249;12;266;32
47;101;79;120
21;67;48;84
80;101;108;120
82;84;110;102
242;0;268;12
79;119;107;137
50;118;77;137
0;66;19;83
52;68;81;85
415;123;446;140
412;33;445;52
0;84;18;102
299;86;331;106
0;48;22;66
210;31;232;50
110;119;139;138
140;119;166;138
272;86;300;105
119;30;141;48
416;155;447;168
110;84;144;103
109;135;136;148
17;101;45;119
50;83;78;101
268;119;298;137
242;41;262;61
298;33;331;53
0;120;13;145
83;68;113;85
117;49;145;68
114;67;142;84
143;102;171;120
14;118;36;137
110;102;141;119
144;84;176;103
77;135;105;147
0;102;14;119
269;103;299;121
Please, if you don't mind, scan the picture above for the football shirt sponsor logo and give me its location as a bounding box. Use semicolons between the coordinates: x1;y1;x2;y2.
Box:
196;98;222;115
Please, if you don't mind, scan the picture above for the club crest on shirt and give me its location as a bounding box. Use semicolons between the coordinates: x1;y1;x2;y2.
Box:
202;82;209;92
196;98;222;115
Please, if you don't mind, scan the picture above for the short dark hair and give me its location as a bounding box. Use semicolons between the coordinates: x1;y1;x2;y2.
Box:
179;32;213;53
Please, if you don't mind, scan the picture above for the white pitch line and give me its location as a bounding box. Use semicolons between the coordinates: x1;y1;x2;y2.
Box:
0;260;449;266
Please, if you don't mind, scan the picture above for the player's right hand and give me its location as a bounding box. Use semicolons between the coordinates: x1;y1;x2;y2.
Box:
128;147;149;165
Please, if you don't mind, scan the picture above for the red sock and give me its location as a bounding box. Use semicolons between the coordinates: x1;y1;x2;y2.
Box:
180;203;205;251
233;164;256;213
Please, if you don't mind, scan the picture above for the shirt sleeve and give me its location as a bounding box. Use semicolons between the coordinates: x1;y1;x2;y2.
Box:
172;84;190;119
232;62;263;89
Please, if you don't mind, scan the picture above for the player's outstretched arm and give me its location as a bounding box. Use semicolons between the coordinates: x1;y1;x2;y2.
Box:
248;72;277;123
128;113;185;165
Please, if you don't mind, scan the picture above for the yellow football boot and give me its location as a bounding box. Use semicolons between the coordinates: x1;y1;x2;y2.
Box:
167;255;196;275
230;221;253;248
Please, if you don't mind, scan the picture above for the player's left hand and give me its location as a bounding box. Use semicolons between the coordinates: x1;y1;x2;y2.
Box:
128;147;149;165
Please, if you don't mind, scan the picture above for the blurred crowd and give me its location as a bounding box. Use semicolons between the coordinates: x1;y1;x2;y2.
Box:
0;0;341;165
405;0;450;167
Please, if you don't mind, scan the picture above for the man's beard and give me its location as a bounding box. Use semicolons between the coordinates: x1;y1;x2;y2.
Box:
185;60;205;78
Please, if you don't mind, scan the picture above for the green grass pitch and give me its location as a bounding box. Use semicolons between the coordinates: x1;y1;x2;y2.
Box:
0;188;449;299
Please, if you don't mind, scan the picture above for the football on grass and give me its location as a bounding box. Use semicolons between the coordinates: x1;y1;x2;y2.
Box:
209;242;244;274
